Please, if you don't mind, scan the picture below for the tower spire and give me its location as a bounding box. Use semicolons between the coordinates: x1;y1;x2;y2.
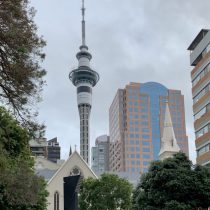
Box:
81;0;86;46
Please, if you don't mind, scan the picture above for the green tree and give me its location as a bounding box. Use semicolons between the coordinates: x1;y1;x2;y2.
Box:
133;152;210;210
0;0;46;130
79;173;133;210
0;107;48;210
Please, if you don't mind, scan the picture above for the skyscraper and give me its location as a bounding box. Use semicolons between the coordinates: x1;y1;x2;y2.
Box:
69;0;99;164
91;135;110;174
188;29;210;167
109;82;188;173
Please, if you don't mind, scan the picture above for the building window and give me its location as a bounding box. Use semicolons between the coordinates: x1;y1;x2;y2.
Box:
195;123;210;138
143;148;150;152
143;141;150;146
143;154;150;159
197;143;210;156
194;103;210;121
54;191;59;210
143;161;149;166
142;134;150;139
193;83;210;103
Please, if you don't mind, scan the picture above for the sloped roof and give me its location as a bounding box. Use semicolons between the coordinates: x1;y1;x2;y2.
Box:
48;151;97;184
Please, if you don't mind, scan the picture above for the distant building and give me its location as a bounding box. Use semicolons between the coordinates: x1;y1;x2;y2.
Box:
30;138;48;157
91;135;110;174
188;29;210;167
29;137;61;163
109;82;188;173
47;137;61;163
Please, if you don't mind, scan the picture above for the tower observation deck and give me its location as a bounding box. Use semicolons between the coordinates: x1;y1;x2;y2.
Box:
69;0;99;164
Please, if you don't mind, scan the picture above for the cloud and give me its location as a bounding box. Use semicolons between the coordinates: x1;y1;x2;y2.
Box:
31;0;210;163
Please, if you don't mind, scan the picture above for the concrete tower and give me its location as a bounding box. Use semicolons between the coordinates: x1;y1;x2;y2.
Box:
69;0;99;164
159;102;180;160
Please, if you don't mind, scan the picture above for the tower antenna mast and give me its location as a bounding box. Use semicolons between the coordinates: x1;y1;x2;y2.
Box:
81;0;86;46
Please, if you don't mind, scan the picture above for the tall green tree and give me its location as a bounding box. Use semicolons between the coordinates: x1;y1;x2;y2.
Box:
0;107;48;210
133;152;210;210
79;173;133;210
0;0;46;130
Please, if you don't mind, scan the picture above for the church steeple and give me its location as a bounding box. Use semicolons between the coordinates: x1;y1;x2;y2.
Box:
159;101;180;160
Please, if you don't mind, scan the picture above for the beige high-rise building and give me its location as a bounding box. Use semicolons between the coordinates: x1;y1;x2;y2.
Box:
109;82;188;173
188;29;210;166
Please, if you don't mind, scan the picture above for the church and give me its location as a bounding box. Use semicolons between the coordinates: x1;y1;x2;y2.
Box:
46;151;97;210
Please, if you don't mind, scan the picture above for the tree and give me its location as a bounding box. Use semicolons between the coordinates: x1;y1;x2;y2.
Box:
133;152;210;210
0;0;46;129
79;173;133;210
0;107;48;210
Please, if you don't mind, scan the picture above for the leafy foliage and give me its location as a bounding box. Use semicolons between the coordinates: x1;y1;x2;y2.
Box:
133;152;210;210
0;107;48;210
79;173;133;210
0;0;46;130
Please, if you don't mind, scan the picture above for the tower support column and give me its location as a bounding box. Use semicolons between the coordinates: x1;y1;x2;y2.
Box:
79;104;91;163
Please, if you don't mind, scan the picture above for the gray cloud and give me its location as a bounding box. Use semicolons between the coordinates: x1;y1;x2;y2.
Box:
31;0;210;162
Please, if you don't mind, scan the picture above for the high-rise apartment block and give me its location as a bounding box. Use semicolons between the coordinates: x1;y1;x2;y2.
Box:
109;82;188;173
188;29;210;166
91;135;110;174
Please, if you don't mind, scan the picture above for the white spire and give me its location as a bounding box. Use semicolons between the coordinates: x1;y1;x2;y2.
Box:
159;101;180;160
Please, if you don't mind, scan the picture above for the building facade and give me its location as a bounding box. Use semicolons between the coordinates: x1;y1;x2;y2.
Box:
30;138;47;157
109;82;188;173
188;29;210;166
47;137;61;163
91;135;110;174
29;137;61;163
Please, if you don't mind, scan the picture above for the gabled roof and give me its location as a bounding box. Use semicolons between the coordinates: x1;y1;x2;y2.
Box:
48;151;97;184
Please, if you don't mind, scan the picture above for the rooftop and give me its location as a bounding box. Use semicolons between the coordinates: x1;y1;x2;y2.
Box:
187;29;209;51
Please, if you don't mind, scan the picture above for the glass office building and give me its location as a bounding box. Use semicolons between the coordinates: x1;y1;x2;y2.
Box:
109;82;188;173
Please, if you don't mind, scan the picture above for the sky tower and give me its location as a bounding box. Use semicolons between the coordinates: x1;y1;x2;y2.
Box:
69;0;99;164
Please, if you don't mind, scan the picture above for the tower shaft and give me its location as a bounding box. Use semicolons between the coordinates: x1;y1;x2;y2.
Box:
79;104;91;163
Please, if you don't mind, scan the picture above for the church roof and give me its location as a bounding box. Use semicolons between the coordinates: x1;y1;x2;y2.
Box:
48;151;97;184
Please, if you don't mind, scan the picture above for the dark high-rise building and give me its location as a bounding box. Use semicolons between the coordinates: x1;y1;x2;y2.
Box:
188;29;210;167
69;0;99;164
47;137;61;163
109;82;188;173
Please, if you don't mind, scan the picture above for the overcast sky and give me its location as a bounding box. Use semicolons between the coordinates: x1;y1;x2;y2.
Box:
31;0;210;163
